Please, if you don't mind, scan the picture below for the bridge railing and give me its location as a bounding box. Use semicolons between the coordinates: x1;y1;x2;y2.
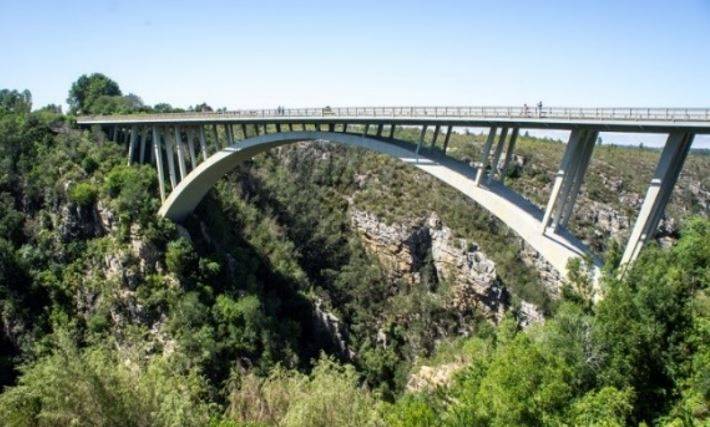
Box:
78;106;710;123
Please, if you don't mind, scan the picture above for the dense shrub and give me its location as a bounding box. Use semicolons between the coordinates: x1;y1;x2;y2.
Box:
225;356;383;426
0;331;212;426
67;181;97;207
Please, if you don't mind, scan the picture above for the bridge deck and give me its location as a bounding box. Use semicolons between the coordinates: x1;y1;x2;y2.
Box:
76;106;710;134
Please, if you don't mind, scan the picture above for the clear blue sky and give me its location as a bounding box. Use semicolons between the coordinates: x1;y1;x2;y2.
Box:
2;0;709;146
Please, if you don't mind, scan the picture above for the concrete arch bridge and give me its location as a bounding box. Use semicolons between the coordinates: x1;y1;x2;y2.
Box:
77;106;710;278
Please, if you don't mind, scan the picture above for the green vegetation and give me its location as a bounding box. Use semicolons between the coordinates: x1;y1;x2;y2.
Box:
0;76;707;426
382;218;709;425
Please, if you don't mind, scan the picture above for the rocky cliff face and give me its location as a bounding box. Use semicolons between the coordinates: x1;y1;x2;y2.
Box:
518;242;564;297
350;209;514;323
312;298;355;360
349;209;430;287
55;197;170;348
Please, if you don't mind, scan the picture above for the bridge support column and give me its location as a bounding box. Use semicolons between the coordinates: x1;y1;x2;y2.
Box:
442;126;452;153
112;125;119;142
163;127;178;190
152;126;166;201
139;127;149;164
475;127;497;186
551;129;597;230
416;125;428;162
500;128;520;177
541;128;589;232
224;124;233;146
376;124;383;137
186;128;198;169
174;127;187;180
389;124;396;139
487;127;509;183
431;125;440;150
364;124;370;135
343;123;348;133
620;131;694;269
329;123;335;132
276;123;282;133
212;125;220;151
127;125;138;165
557;130;598;227
149;128;156;165
240;124;247;138
199;126;208;161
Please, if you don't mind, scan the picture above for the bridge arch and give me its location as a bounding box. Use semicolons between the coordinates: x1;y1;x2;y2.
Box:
160;131;433;220
158;131;591;277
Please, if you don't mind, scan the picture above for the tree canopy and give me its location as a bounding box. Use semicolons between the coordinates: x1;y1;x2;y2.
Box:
67;73;122;114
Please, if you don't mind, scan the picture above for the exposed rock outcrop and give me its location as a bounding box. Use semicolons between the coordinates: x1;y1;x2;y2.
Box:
574;199;631;246
426;214;506;321
350;210;507;321
406;361;465;392
519;242;564;297
349;209;430;287
313;299;355;360
517;300;545;327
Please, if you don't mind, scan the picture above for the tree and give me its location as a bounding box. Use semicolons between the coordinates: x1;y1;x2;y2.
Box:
569;386;634;426
0;89;32;113
67;73;121;114
152;103;175;113
190;103;213;112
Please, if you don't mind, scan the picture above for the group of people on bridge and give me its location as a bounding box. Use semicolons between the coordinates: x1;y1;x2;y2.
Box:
523;101;544;117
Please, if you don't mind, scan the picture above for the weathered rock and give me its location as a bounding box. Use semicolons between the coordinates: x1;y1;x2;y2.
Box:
576;199;630;241
349;210;429;286
57;200;105;241
426;213;506;320
313;298;355;360
688;181;709;211
406;362;465;392
129;224;162;274
517;300;545;328
350;210;507;321
519;242;564;297
96;199;116;232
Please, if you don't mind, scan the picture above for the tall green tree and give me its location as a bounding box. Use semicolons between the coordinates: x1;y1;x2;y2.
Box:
67;73;121;114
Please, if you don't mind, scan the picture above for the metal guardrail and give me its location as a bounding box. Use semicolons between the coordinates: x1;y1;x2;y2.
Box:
78;106;710;123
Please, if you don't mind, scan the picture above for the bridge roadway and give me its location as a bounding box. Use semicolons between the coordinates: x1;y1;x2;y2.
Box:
77;106;710;279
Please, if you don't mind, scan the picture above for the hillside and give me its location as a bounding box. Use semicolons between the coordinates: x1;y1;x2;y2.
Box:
0;80;707;426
